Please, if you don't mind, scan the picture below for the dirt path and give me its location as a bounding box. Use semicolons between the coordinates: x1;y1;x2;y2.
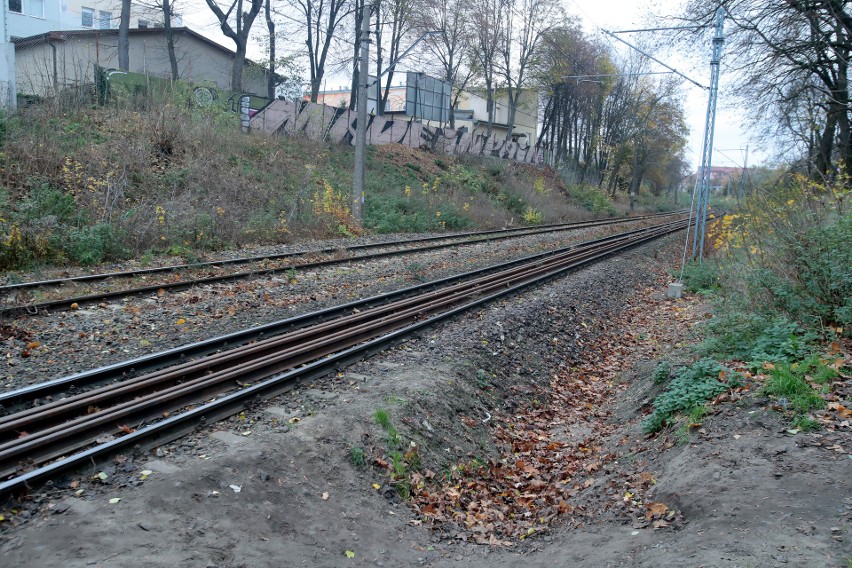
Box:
1;237;849;567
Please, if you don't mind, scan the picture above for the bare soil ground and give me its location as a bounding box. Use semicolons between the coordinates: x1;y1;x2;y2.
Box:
0;236;849;567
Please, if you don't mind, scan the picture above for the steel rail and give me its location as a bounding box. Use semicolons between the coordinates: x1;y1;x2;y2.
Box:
0;227;669;472
0;212;687;317
0;220;685;410
0;218;689;496
0;211;684;294
0;225;654;438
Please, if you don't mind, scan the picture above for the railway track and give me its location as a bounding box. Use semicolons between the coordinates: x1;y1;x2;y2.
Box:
0;211;686;317
0;215;695;497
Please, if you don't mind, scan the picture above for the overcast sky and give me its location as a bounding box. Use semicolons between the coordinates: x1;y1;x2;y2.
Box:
180;0;764;171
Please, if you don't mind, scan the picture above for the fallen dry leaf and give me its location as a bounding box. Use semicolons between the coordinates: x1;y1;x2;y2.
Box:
645;502;668;520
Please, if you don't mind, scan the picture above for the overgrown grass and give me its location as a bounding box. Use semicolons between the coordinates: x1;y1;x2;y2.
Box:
763;355;838;419
1;93;600;270
763;363;825;414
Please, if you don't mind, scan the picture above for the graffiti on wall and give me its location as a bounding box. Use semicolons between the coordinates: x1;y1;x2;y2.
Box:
250;100;545;165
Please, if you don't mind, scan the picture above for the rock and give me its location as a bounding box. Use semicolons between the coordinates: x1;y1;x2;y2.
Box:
51;502;70;515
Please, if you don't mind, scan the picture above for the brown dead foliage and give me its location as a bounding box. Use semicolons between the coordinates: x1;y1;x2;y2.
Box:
409;283;697;545
411;334;632;543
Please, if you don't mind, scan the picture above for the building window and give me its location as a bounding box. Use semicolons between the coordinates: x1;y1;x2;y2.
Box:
99;10;112;29
138;19;149;28
9;0;22;13
81;6;94;27
29;0;44;17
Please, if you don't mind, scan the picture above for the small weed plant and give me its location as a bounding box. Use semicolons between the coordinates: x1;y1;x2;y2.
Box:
652;361;671;384
372;407;421;499
643;359;741;434
350;446;366;467
374;408;391;430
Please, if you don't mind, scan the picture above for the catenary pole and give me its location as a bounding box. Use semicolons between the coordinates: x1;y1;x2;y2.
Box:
352;4;371;226
738;144;748;204
691;6;725;261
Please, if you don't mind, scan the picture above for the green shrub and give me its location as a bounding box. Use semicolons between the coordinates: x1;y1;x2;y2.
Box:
522;207;544;224
566;184;616;216
750;213;852;328
643;359;741;433
64;224;126;265
19;184;81;224
365;194;469;233
680;260;719;293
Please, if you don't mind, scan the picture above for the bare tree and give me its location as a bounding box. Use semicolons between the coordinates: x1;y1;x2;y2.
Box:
205;0;264;92
162;0;179;80
374;0;413;114
496;0;559;138
412;0;473;127
132;0;180;79
265;0;276;98
679;1;852;180
348;0;365;108
468;0;505;136
284;0;353;102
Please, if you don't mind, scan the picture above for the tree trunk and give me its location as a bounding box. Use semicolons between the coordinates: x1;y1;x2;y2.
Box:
486;82;494;136
505;93;517;139
815;104;838;178
118;0;131;71
265;0;276;100
375;7;383;115
232;42;247;93
349;0;363;109
163;0;179;80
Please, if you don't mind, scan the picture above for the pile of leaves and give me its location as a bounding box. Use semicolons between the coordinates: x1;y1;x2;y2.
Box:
407;291;683;544
410;370;607;544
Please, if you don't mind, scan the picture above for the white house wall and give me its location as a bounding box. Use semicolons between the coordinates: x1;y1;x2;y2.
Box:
5;0;62;39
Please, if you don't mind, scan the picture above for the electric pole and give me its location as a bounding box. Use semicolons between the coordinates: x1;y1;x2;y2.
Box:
352;4;371;226
691;6;725;261
738;144;748;205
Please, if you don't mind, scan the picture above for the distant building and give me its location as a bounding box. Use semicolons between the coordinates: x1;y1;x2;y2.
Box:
4;0;182;39
13;27;271;97
2;0;183;107
702;166;742;192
